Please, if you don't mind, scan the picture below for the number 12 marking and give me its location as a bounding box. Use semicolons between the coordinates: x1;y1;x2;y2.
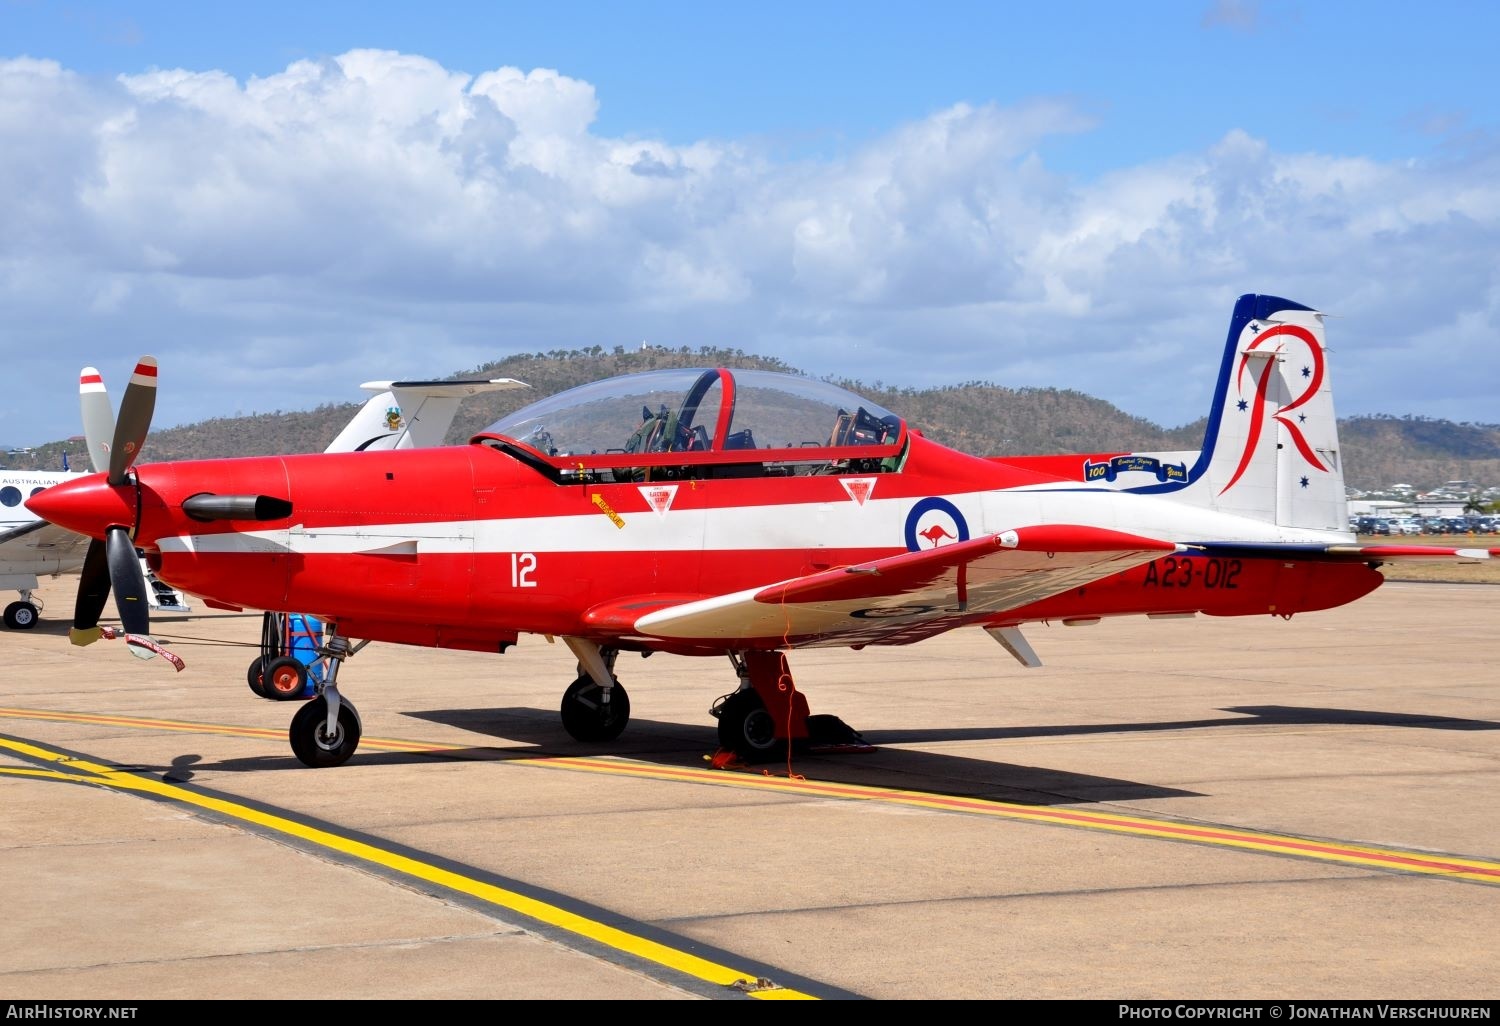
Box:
511;552;537;588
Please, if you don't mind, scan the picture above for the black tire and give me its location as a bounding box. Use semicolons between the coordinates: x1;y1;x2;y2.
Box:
4;601;38;630
247;656;270;698
715;689;785;762
263;655;309;701
559;674;630;742
289;696;361;768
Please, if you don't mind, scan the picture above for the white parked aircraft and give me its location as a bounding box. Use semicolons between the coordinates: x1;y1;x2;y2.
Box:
0;464;89;628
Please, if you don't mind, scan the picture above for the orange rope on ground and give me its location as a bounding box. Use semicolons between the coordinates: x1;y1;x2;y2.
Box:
769;561;858;781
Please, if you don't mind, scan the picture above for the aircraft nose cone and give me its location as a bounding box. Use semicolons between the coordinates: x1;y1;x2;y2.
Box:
24;474;135;538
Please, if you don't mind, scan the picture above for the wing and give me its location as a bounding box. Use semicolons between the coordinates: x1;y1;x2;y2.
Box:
0;519;93;576
632;525;1177;648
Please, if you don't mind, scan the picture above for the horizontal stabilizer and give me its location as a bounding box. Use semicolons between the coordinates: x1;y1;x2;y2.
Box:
360;378;530;396
328;378;531;452
1186;540;1500;563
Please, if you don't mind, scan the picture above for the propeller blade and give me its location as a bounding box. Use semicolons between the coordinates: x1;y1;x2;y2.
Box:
105;525;152;647
107;356;157;486
69;538;112;647
79;366;114;476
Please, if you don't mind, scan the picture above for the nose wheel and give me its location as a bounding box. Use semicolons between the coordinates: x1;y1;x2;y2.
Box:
560;673;631;742
284;626;367;767
290;694;361;768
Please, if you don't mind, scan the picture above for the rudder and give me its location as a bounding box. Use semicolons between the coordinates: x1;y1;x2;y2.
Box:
1192;294;1347;532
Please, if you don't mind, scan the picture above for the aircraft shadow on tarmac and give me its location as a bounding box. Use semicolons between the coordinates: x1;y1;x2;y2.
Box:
150;703;1499;805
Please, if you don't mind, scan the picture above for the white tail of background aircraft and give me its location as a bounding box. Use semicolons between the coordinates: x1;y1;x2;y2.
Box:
325;378;527;453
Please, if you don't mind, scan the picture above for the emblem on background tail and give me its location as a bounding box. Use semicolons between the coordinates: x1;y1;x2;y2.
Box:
1221;322;1329;494
384;407;404;431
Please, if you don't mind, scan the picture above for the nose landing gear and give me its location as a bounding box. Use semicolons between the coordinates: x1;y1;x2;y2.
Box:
286;627;367;768
559;640;631;743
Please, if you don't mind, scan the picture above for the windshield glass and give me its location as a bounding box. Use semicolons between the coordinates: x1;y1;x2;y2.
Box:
483;368;903;458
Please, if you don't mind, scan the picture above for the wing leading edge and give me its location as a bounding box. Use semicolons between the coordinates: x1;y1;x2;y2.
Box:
633;525;1178;648
0;519;93;573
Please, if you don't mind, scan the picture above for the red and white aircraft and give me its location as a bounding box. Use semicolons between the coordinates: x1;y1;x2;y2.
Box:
26;294;1499;768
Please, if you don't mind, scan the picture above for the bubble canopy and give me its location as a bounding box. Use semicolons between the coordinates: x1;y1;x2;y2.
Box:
477;368;906;473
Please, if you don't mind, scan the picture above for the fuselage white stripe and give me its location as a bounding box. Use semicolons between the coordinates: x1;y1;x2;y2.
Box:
155;489;1351;557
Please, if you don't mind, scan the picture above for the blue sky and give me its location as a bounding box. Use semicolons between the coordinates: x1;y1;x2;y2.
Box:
2;0;1498;447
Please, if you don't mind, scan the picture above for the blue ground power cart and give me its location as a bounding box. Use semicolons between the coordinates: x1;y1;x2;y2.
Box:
247;611;328;701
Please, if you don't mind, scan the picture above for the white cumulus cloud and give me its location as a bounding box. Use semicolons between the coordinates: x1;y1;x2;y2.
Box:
0;49;1497;448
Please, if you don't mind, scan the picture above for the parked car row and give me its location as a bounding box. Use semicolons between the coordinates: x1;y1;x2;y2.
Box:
1350;515;1500;536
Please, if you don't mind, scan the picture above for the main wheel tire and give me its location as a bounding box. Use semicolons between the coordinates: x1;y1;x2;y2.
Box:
559;675;630;743
289;696;361;768
247;656;270;698
715;689;785;762
4;601;38;630
263;655;308;701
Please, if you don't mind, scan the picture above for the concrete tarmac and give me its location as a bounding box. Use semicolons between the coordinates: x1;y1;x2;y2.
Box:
1;576;1498;1001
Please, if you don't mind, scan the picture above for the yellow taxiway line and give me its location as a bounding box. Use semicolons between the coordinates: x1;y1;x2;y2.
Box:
4;705;1499;887
0;726;817;1001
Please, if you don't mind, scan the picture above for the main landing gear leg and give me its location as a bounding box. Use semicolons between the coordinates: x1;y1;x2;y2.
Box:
288;627;365;768
712;651;873;763
559;637;631;743
712;651;806;762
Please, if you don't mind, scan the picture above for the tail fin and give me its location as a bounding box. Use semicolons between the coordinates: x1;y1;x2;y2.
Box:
1186;294;1346;532
324;378;528;453
1046;294;1348;533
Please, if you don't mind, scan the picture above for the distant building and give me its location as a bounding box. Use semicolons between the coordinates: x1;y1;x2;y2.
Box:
1414;499;1469;518
1348;499;1409;516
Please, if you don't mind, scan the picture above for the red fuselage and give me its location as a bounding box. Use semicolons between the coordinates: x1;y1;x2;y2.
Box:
30;436;1383;657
